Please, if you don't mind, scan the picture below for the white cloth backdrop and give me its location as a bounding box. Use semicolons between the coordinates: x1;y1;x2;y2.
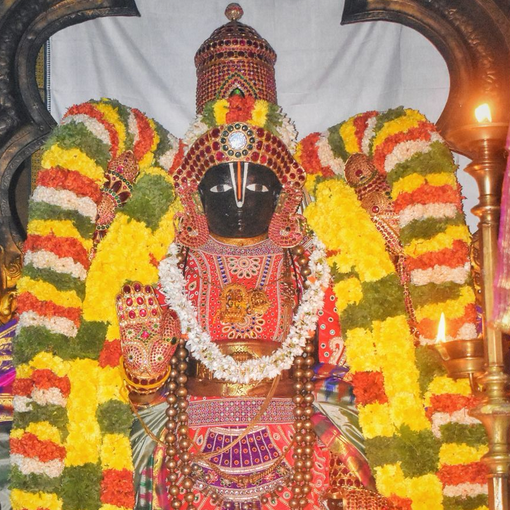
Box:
48;0;477;230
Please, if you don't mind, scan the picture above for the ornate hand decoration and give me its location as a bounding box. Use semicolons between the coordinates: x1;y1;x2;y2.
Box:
117;282;178;395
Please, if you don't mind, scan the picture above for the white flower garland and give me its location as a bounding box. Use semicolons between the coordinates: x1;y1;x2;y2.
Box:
159;236;330;384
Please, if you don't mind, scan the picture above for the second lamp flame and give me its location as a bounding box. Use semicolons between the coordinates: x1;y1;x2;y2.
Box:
475;103;492;123
437;312;446;343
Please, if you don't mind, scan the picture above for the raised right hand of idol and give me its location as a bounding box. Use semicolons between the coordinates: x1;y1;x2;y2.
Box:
116;282;179;391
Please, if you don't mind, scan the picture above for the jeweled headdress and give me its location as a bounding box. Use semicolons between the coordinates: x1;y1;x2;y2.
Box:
174;4;306;248
195;3;277;113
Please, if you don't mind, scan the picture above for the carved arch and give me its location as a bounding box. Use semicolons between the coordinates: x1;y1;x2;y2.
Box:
0;0;140;262
342;0;510;153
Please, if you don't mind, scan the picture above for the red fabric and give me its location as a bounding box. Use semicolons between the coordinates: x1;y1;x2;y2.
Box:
317;286;343;364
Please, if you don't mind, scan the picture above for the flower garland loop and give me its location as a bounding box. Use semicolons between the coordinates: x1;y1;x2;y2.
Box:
158;236;330;384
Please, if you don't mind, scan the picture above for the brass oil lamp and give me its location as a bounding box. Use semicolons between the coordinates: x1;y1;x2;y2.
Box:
439;103;510;510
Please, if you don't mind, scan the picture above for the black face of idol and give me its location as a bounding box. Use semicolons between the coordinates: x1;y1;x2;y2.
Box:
198;163;282;238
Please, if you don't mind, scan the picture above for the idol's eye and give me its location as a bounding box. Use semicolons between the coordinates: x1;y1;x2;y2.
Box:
210;183;233;193
246;183;269;192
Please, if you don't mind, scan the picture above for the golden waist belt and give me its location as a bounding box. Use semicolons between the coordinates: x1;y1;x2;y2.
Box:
187;339;294;398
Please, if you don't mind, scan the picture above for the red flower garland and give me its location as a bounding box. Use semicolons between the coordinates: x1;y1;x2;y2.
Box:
351;371;388;405
387;494;413;510
225;95;256;124
168;140;185;174
132;109;155;162
428;394;480;415
24;234;90;270
438;462;488;486
394;184;462;213
418;303;477;339
10;433;66;462
372;122;435;173
405;240;469;272
32;369;71;396
100;468;135;508
17;292;81;325
13;378;33;397
65;104;120;159
98;339;122;368
37;168;102;204
299;132;335;176
353;111;377;150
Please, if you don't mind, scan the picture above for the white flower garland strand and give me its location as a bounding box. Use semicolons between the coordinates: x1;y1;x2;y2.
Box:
159;236;330;384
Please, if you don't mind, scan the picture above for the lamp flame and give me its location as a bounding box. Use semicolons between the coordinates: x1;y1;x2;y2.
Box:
436;312;446;343
475;103;492;123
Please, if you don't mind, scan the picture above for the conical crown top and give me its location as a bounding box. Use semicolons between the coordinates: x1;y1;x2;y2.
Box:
194;4;277;113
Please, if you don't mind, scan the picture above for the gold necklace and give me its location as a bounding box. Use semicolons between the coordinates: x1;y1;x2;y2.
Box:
210;232;268;247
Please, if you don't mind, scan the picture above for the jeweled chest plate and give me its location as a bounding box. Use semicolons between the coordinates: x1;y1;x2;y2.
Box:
184;237;294;342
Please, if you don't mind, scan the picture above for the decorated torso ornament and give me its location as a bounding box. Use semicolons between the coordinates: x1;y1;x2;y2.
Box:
182;236;298;343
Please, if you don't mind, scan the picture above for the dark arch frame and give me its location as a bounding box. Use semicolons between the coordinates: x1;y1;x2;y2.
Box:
342;0;510;146
0;0;139;263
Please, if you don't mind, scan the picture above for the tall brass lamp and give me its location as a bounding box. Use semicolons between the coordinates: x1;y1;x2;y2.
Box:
436;104;510;510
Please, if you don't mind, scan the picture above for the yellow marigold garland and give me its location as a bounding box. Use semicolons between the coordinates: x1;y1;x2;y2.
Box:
300;107;484;509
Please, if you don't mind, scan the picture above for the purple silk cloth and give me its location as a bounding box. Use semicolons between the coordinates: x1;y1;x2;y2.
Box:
0;319;15;387
0;318;16;422
493;124;510;332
